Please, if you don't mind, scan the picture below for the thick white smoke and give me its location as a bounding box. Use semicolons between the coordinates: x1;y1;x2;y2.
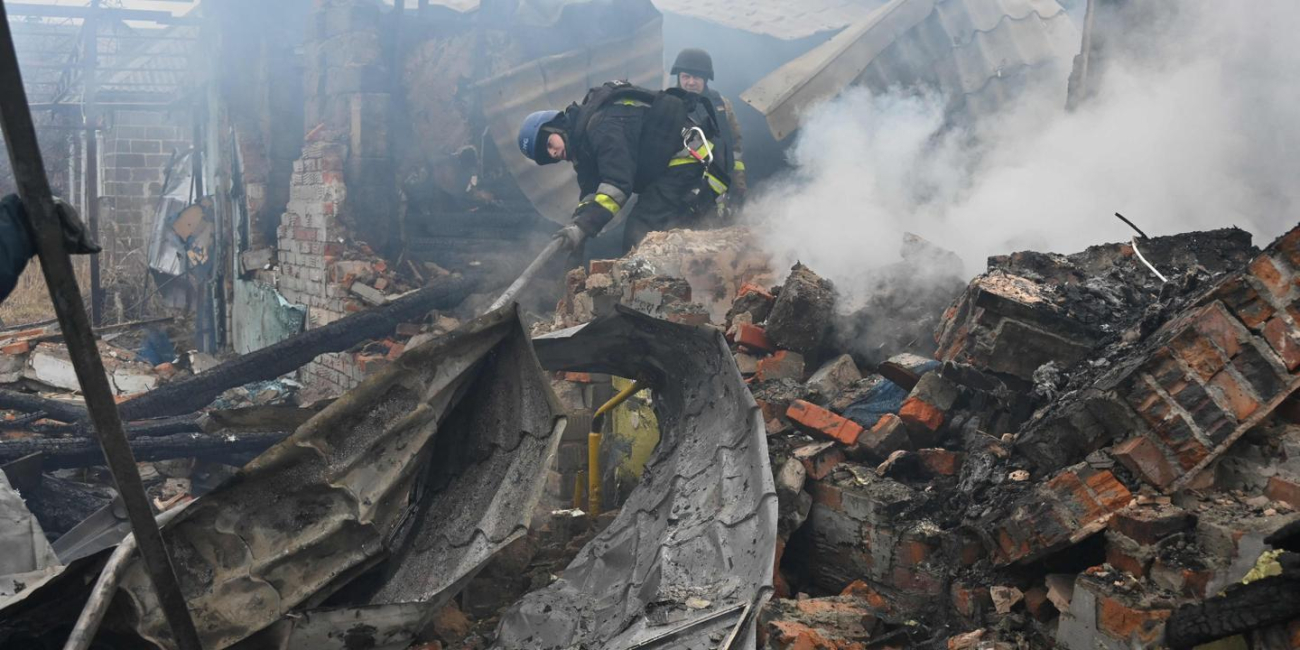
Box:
747;0;1300;309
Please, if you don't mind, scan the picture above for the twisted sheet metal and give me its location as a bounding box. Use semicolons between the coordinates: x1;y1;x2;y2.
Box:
495;306;778;649
114;307;565;649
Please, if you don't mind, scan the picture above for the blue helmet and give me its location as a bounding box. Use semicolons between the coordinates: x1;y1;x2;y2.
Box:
518;110;562;165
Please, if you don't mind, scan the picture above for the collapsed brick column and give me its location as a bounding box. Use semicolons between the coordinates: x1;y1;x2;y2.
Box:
1111;231;1300;491
276;0;399;397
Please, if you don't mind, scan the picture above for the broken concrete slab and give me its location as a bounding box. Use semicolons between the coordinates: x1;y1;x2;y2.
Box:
619;227;774;323
766;263;835;359
806;354;862;401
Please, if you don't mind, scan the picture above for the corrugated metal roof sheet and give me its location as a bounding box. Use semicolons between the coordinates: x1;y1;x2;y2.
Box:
741;0;1078;139
497;307;777;649
651;0;888;40
479;17;664;224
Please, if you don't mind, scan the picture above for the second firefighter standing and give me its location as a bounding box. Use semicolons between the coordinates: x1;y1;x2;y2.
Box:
671;48;746;209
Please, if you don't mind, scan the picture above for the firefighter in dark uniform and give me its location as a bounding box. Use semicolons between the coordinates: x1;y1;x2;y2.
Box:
671;48;746;211
517;81;729;254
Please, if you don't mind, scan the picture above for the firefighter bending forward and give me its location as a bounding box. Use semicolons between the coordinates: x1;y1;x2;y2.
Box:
516;80;729;254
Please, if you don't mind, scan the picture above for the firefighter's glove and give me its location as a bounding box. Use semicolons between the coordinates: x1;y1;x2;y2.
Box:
15;196;102;255
553;223;587;250
571;200;612;239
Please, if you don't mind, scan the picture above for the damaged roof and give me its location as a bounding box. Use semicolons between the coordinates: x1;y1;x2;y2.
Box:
741;0;1079;139
496;307;778;649
651;0;889;41
112;308;565;648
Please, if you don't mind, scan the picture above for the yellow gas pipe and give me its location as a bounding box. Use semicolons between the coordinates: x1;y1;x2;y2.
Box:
588;379;643;516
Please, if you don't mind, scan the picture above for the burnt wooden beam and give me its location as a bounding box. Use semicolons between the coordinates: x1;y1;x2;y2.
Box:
0;274;475;424
0;430;290;469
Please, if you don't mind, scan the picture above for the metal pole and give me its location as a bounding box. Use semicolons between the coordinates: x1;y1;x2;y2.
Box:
0;4;204;649
487;237;567;311
83;0;103;325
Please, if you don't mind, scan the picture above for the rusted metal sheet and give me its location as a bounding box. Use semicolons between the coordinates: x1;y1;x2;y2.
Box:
479;17;663;224
741;0;1078;140
496;306;778;649
114;307;566;649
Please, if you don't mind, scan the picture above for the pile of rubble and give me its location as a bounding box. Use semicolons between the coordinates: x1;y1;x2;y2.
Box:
552;224;1300;648
4;218;1300;649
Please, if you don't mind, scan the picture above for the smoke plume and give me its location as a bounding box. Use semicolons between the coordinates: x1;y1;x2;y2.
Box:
746;0;1300;311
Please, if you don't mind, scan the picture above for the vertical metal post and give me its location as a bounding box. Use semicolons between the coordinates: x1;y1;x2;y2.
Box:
0;4;203;649
83;0;102;325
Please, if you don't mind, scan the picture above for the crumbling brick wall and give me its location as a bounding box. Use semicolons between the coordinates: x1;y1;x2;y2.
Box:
277;0;398;398
100;108;191;317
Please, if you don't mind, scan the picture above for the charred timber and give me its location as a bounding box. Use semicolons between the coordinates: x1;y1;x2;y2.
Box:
0;275;476;424
0;430;290;469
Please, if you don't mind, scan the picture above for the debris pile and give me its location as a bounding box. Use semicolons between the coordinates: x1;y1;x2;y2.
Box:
3;216;1300;649
552;224;1300;648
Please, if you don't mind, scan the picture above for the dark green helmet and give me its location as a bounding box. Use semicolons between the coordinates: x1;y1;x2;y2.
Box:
671;48;713;81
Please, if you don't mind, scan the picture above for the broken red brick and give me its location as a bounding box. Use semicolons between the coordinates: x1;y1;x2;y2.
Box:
1105;541;1150;579
796;442;845;480
1265;475;1300;510
896;538;932;567
1209;277;1276;329
854;413;910;458
589;259;615;275
1263;316;1300;371
840;580;893;613
1;341;31;356
1096;595;1170;644
1208;369;1262;421
810;480;843;510
1113;436;1179;488
1191;303;1247;357
899;397;944;433
917;448;964;477
1277;228;1300;267
1250;255;1291;298
757;351;805;382
2;329;45;345
733;323;775;352
562;372;593;383
1109;504;1194;545
1082;467;1135;512
1023;586;1055;622
768;620;834;650
1150;559;1213;598
1171;331;1227;381
787;400;864;446
950;582;991;618
154;362;177;380
1048;470;1105;524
